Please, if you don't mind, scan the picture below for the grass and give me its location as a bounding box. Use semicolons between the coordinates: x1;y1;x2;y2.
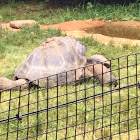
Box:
0;26;140;139
0;1;140;139
0;26;63;79
0;1;140;24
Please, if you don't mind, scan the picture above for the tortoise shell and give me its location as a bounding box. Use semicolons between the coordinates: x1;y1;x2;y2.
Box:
14;36;87;87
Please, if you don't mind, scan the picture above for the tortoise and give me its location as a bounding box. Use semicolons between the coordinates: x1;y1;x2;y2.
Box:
0;36;117;90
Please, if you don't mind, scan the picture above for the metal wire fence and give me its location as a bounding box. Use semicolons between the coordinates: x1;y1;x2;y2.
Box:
1;52;140;140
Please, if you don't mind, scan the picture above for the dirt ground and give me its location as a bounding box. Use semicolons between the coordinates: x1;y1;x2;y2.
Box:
2;20;140;46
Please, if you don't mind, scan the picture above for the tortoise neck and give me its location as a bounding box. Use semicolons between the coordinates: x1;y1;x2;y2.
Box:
82;66;93;78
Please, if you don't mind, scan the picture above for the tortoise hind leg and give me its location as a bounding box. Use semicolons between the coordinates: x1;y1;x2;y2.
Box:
0;77;28;90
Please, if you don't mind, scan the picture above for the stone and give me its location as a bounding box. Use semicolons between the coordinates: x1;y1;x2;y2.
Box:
10;20;37;29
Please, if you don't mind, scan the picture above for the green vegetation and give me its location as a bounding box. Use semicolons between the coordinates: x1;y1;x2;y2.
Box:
0;1;140;24
0;1;140;139
0;25;140;79
0;26;140;139
0;26;63;78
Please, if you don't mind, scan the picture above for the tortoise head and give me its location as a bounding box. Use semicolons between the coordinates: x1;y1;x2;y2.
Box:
87;55;110;68
84;57;117;87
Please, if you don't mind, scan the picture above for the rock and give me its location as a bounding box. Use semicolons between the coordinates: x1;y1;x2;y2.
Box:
10;20;37;29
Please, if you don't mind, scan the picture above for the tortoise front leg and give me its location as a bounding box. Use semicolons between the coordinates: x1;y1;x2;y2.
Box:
0;77;28;90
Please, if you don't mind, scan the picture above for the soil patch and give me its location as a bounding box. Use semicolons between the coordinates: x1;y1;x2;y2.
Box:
2;20;140;46
86;21;140;40
40;20;105;31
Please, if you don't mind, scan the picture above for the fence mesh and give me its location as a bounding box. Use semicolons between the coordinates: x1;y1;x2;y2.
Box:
1;52;140;140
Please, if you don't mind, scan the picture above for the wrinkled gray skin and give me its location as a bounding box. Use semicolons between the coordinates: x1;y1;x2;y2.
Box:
0;36;117;90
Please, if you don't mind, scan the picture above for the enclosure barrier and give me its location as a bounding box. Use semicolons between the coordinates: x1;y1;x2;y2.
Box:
1;52;140;140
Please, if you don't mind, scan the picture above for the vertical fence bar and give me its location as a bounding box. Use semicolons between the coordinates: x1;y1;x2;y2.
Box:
101;64;104;140
110;60;113;139
118;57;121;140
27;82;31;139
65;72;68;139
46;77;49;140
16;86;22;140
92;65;96;140
0;91;1;103
84;67;87;140
127;56;130;140
6;89;12;140
56;74;59;140
36;80;39;140
74;69;77;140
135;54;139;140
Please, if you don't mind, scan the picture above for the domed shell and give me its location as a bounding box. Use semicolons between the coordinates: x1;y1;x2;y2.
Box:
14;36;87;87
